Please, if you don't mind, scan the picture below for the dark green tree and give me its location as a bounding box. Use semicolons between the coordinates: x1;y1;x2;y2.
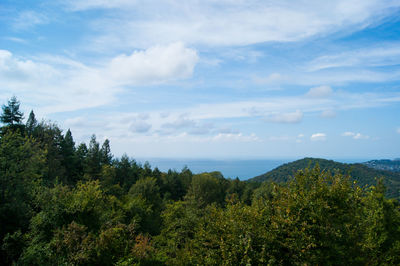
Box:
25;110;37;136
0;131;45;263
61;129;79;184
85;134;101;180
0;96;24;134
100;139;113;166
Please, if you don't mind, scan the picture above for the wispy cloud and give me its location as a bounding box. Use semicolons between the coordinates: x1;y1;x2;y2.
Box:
64;0;400;49
12;11;48;30
3;37;27;44
307;42;400;71
264;110;303;124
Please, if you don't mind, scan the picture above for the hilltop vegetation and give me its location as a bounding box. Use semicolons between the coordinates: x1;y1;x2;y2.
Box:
251;157;400;199
1;97;400;265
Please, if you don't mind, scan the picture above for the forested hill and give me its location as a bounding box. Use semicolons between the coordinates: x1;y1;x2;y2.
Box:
363;159;400;172
250;157;400;199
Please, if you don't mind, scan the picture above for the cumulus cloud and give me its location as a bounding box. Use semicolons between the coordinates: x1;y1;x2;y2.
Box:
306;85;333;98
310;133;326;141
0;44;199;115
108;42;198;85
0;50;56;82
264;110;303;123
342;131;369;139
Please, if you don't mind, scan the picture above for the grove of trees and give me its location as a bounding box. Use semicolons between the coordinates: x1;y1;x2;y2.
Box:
1;97;400;265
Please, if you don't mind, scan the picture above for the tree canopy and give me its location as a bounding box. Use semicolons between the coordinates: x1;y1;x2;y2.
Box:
1;97;400;265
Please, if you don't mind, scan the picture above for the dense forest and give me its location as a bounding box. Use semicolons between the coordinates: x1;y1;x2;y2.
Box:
251;158;400;199
1;97;400;265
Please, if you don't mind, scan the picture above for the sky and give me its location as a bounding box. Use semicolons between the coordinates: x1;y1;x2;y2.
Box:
1;0;400;159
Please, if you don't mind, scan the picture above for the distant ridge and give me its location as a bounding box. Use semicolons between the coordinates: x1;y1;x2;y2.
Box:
249;157;400;199
363;159;400;173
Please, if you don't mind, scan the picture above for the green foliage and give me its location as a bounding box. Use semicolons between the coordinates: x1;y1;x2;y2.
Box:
251;157;400;199
1;99;399;265
0;96;24;134
0;131;45;263
186;172;227;208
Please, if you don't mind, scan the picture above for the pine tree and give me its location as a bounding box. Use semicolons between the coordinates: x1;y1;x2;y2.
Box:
26;110;37;136
0;96;24;134
61;129;78;184
100;139;113;165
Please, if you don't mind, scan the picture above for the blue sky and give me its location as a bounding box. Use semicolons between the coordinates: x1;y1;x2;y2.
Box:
1;0;400;159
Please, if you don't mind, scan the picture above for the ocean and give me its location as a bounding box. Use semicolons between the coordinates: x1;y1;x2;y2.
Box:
134;158;368;180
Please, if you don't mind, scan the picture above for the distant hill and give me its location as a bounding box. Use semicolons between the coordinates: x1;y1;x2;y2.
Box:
363;159;400;173
249;158;400;199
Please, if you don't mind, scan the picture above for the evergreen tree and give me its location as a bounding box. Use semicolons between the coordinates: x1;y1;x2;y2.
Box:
100;139;113;165
85;134;101;179
0;96;24;134
25;110;37;136
61;129;78;184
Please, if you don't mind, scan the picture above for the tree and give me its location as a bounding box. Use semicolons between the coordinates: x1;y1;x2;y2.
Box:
61;129;79;184
100;139;113;166
85;135;101;180
0;96;24;134
0;131;45;263
25;110;37;136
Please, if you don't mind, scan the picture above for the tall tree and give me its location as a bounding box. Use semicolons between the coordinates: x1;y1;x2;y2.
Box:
85;134;101;179
61;129;78;184
0;96;24;134
100;139;113;166
25;110;37;136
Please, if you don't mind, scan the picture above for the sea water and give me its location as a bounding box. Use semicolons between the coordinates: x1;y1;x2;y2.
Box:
135;158;369;180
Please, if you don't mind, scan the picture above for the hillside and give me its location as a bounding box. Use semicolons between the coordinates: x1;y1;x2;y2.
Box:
250;158;400;199
363;159;400;172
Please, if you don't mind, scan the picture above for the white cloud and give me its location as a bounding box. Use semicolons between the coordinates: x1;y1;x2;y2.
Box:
310;133;326;141
65;0;400;49
306;85;333;98
264;110;303;123
320;109;336;118
108;42;198;85
0;44;199;115
342;131;369;139
211;133;259;142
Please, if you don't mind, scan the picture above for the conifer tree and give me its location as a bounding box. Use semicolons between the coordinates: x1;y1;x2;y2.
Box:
0;96;24;134
100;139;113;165
25;110;37;136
